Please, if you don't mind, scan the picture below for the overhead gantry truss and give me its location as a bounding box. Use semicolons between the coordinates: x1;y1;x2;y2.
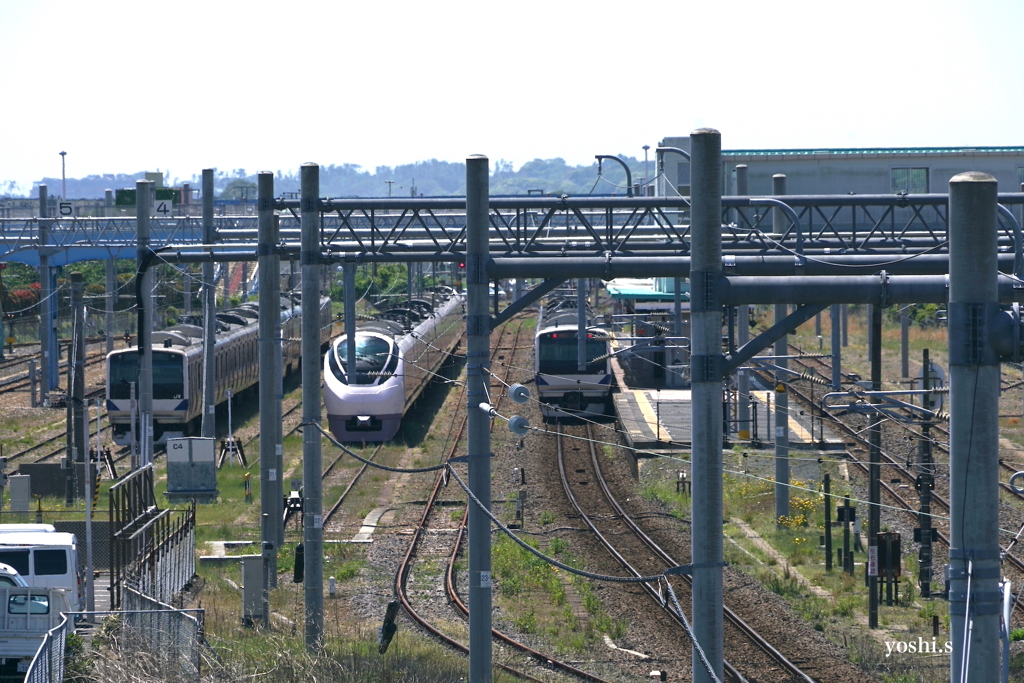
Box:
2;192;1024;266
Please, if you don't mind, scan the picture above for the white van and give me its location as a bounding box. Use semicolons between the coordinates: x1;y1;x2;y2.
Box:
0;532;81;611
0;524;56;534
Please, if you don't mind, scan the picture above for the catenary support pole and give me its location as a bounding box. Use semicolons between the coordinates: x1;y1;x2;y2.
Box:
831;304;842;390
257;172;280;587
183;265;191;318
300;163;324;650
577;279;587;372
901;305;910;377
105;259;116;355
71;273;86;468
136;180;153;468
71;272;93;612
38;185;53;401
201;170;217;440
737;305;750;438
948;172;1000;683
673;276;683;388
736;165;750;438
842;304;848;347
868;303;882;629
773;174;789;523
918;348;935;599
466;154;493;683
344;263;356;388
689;129;724;683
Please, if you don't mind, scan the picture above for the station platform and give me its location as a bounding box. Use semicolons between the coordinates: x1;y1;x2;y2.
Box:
611;358;845;453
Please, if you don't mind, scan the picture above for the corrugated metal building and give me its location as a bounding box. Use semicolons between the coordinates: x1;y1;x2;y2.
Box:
658;135;1024;197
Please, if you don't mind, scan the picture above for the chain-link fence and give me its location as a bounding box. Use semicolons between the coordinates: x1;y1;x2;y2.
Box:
120;588;205;681
24;603;206;683
115;505;195;607
22;613;69;683
1;312;141;346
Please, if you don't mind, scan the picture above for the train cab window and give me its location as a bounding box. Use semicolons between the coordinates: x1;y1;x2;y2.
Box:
152;351;185;400
538;333;607;375
332;335;393;385
109;353;139;400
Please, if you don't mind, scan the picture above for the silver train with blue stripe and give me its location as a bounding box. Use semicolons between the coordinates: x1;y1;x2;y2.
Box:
324;287;464;442
534;295;612;419
105;294;332;445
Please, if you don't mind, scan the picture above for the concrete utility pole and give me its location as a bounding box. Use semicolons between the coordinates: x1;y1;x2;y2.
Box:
735;165;750;439
901;306;910;377
38;185;55;401
105;259;116;355
947;172;1000;683
831;304;842;389
689;129;724;683
136;180;154;468
71;273;86;470
257;172;282;586
300;163;324;650
59;151;66;199
344;263;356;394
772;174;789;522
868;303;882;629
201;170;216;440
71;271;94;612
466;155;493;683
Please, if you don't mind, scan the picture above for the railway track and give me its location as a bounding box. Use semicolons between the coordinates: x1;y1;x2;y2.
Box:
393;316;618;682
556;422;818;683
0;346;109;394
760;343;1024;619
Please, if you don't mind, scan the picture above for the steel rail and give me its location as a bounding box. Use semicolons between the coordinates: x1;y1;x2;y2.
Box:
439;322;615;682
394;317;610;682
583;423;816;683
555;423;753;683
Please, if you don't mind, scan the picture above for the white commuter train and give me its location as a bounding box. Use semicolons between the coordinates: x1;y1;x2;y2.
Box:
324;287;464;442
534;295;612;419
106;294;332;445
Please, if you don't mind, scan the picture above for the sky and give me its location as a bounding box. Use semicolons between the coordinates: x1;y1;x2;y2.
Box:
1;0;1022;194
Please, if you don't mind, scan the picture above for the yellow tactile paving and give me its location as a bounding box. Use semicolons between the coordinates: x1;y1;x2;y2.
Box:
749;390;813;442
633;390;672;442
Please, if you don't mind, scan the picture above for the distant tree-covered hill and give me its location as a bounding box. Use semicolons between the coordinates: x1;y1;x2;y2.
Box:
23;156;655;199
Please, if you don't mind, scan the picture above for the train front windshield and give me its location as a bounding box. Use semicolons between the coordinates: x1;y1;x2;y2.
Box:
330;334;396;385
109;351;184;400
538;333;607;375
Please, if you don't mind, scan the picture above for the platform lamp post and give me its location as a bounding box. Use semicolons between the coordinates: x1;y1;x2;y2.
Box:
59;151;66;199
